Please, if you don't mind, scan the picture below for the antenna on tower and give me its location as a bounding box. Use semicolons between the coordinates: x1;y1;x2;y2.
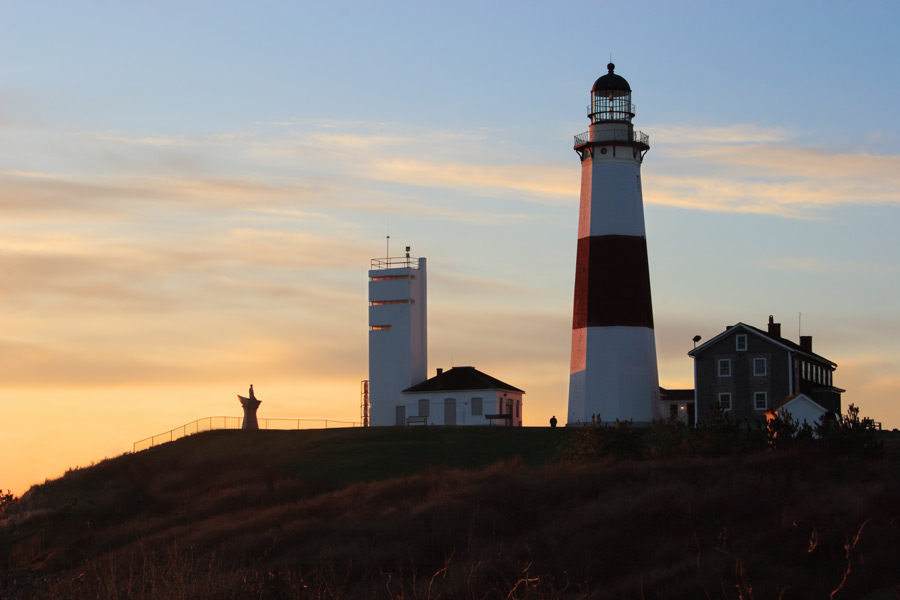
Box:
386;235;390;260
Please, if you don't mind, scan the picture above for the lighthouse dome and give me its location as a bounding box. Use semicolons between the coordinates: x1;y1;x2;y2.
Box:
588;63;634;124
591;63;631;93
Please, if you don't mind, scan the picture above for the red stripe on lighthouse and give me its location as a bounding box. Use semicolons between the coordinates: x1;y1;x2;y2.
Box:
572;235;654;330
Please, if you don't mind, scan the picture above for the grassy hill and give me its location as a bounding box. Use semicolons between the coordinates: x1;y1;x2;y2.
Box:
2;426;900;599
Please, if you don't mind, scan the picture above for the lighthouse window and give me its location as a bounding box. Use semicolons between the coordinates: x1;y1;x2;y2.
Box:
370;325;392;331
371;299;410;306
371;275;410;281
718;359;732;377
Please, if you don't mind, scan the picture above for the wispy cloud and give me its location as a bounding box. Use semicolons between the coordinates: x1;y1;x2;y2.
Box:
367;159;575;201
648;139;900;216
755;256;900;275
650;123;788;145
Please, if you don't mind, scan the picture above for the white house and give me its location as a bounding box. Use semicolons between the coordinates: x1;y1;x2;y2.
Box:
765;393;837;433
401;366;524;426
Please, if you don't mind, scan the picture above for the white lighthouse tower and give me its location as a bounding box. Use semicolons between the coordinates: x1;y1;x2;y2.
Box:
567;63;661;426
368;249;427;426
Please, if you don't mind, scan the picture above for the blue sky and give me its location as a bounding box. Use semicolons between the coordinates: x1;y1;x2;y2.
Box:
2;0;899;494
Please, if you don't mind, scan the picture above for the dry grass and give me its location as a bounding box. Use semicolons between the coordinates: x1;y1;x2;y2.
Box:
2;428;900;598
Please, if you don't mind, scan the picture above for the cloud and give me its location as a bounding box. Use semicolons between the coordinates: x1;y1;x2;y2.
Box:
755;256;900;275
650;124;788;145
636;124;900;216
366;159;576;201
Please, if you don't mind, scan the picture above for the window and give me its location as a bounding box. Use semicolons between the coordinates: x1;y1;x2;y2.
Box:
370;325;392;331
753;357;767;376
718;393;732;411
754;392;767;411
371;275;410;281
718;359;732;377
471;397;483;416
516;400;520;417
418;399;429;418
736;334;748;351
371;299;410;306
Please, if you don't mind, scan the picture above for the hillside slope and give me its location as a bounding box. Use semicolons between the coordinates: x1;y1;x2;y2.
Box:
2;427;900;599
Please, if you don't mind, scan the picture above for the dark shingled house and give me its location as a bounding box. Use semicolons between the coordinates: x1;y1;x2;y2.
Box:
689;316;843;427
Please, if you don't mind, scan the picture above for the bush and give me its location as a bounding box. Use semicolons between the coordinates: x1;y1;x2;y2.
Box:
556;415;644;463
558;402;885;465
816;404;884;458
0;490;14;517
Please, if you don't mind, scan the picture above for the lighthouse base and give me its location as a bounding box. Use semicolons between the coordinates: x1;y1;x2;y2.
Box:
567;326;661;426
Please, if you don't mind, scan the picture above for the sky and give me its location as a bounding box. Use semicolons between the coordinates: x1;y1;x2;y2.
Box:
2;1;899;495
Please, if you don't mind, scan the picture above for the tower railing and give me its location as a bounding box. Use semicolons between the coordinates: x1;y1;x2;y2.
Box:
574;130;649;147
370;255;419;270
132;416;360;453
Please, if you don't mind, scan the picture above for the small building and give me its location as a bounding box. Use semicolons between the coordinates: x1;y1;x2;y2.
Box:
765;393;837;433
401;366;524;426
660;387;695;425
689;316;844;427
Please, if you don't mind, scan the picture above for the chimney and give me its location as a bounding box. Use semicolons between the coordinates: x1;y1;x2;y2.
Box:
800;336;813;352
436;368;443;376
767;315;781;338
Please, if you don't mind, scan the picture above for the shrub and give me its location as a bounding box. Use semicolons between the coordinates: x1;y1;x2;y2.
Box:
0;490;14;518
765;408;815;451
817;403;884;458
556;414;644;463
687;404;765;457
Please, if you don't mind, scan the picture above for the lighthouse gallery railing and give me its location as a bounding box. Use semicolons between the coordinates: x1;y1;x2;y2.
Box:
574;130;649;147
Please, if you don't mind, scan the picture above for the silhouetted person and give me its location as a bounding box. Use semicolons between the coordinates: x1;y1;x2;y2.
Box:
550;415;557;428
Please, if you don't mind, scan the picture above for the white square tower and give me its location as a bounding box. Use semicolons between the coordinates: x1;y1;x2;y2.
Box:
368;253;427;426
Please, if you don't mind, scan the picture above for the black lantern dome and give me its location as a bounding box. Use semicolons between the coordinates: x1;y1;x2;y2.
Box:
591;62;631;94
589;63;634;123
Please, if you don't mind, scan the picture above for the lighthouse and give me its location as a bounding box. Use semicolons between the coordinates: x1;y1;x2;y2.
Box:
567;64;661;426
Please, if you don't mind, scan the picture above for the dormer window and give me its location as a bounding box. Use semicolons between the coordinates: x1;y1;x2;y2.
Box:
736;334;748;351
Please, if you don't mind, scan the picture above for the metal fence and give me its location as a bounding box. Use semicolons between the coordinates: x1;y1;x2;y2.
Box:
133;416;360;453
370;255;419;270
573;129;649;147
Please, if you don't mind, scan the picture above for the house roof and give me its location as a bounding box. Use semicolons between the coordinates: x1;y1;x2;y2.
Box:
687;322;836;367
768;393;829;414
403;366;524;394
660;388;694;402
